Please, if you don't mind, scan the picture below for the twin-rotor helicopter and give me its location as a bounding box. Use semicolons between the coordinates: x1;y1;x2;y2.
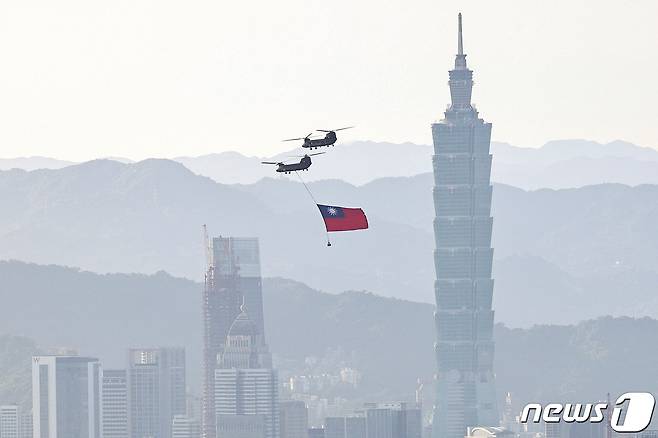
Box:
261;152;325;174
283;126;354;150
260;125;366;246
261;127;353;173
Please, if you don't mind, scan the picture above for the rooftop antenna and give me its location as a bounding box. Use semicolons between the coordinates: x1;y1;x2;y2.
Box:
455;13;468;70
458;12;464;55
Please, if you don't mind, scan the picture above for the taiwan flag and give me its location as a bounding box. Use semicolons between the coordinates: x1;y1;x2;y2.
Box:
317;204;369;232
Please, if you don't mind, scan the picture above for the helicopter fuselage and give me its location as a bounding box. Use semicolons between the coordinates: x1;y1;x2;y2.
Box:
302;131;338;149
276;156;313;174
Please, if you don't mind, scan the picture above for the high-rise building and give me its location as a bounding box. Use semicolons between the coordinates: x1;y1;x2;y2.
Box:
0;405;21;438
280;401;308;438
186;393;202;425
398;406;422;438
365;408;394;438
20;410;33;438
172;415;201;438
572;422;607;438
430;13;499;438
31;355;102;438
308;428;325;438
217;238;266;341
203;236;266;438
215;307;279;438
344;416;366;438
363;402;421;438
324;417;346;438
218;309;271;370
102;369;129;438
325;403;418;438
217;414;266;438
544;423;566;438
128;347;186;438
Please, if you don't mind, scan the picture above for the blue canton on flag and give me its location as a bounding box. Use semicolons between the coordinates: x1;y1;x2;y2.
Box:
318;205;345;218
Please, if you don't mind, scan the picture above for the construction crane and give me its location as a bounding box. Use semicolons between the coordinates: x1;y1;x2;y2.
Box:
202;224;212;271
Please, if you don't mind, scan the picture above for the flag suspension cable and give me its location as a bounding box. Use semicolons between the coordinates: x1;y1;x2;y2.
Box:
295;171;332;246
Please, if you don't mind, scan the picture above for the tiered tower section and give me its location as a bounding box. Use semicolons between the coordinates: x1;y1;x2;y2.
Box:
431;13;499;438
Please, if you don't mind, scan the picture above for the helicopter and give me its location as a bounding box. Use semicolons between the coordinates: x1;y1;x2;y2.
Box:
261;152;325;174
283;127;354;150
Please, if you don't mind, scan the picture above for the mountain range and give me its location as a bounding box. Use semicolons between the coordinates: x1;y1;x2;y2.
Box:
4;139;658;188
1;261;656;412
0;156;75;171
3;157;658;322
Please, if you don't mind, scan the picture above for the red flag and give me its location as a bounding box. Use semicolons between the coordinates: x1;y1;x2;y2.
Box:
317;204;369;232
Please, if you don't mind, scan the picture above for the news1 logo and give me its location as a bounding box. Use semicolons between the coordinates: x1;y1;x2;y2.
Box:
520;392;656;433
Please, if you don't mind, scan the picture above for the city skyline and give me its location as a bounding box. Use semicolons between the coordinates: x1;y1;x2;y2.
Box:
1;3;656;438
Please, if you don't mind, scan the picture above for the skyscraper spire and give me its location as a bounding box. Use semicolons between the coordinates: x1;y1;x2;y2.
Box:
454;13;467;70
457;13;463;55
448;13;473;110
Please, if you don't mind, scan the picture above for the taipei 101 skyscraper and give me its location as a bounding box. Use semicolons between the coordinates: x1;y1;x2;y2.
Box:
431;14;499;438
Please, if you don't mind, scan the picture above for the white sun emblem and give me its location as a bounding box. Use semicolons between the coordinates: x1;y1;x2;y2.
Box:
327;207;338;216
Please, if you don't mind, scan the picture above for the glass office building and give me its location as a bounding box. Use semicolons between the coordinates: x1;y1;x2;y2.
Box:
31;356;102;438
203;236;268;438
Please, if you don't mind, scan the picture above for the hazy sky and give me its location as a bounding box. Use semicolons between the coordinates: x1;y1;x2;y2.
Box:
0;0;656;161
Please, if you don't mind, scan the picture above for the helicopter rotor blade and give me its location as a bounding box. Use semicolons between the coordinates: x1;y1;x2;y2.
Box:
261;161;280;165
316;126;354;133
283;132;314;141
286;151;325;158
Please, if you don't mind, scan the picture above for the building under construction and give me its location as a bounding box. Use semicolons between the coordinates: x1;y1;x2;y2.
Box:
201;232;267;438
